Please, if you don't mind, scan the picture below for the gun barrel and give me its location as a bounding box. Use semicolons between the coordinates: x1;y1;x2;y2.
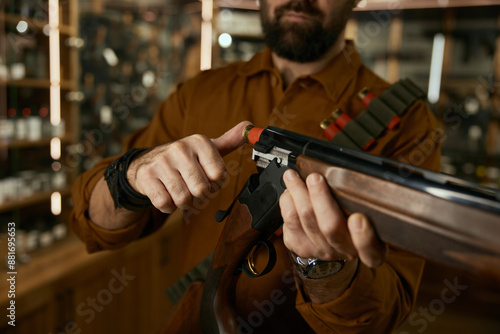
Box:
245;126;500;215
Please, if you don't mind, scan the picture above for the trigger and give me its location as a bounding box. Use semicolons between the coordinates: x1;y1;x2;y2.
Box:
215;203;235;222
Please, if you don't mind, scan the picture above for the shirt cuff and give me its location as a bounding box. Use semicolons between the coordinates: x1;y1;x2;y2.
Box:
294;249;425;333
295;262;381;332
70;158;153;253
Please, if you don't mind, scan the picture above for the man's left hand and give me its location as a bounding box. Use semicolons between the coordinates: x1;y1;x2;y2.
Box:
279;170;388;268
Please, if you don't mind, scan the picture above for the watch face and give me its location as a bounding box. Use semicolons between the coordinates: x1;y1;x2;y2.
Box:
291;253;346;279
306;260;345;279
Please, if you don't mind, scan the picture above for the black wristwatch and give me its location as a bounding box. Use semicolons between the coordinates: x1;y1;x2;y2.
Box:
291;252;346;279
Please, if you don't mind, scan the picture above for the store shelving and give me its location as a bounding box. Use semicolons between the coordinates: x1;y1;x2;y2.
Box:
0;186;71;214
0;0;80;250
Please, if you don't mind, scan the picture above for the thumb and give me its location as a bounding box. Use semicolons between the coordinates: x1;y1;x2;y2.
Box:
212;121;253;157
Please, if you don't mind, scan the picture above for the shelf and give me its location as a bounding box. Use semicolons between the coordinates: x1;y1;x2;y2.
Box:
216;0;258;10
358;0;500;10
0;0;79;217
0;186;71;213
60;24;77;37
3;13;47;30
215;0;499;11
1;78;51;89
0;78;77;90
0;236;84;303
2;13;77;37
0;136;73;150
223;33;263;40
0;222;180;331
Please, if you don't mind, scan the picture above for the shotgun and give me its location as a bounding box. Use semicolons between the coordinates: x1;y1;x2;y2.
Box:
161;125;500;334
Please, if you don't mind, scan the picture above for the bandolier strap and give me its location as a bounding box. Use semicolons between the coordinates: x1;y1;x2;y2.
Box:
320;78;426;151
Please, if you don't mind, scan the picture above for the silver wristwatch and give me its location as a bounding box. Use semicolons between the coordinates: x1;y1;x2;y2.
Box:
291;252;346;279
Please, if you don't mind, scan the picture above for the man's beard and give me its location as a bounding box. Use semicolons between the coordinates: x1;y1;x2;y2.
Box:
260;0;354;63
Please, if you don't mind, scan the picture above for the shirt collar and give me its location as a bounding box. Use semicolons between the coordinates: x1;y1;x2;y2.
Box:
237;47;275;77
237;40;362;100
309;40;362;101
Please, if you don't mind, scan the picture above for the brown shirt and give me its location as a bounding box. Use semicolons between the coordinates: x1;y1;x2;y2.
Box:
71;41;441;333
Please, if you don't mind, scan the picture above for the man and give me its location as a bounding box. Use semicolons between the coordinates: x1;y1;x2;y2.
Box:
71;0;441;332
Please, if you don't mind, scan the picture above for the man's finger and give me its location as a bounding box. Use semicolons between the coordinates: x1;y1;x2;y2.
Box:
282;170;335;258
280;189;303;233
212;121;252;157
140;177;175;213
348;213;388;268
280;189;318;257
307;173;356;259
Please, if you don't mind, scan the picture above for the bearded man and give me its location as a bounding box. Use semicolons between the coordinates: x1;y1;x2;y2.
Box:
71;0;440;332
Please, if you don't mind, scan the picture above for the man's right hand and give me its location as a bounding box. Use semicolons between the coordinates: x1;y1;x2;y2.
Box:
125;121;251;213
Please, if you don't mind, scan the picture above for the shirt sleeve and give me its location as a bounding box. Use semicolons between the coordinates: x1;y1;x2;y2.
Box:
69;84;188;253
295;250;424;332
293;100;441;333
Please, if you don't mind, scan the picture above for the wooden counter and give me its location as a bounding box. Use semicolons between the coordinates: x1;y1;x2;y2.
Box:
0;216;183;334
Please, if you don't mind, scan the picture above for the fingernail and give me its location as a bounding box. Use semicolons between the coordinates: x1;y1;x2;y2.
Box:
307;173;321;186
284;169;298;181
350;214;364;231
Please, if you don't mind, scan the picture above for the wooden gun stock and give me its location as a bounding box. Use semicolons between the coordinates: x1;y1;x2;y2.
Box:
161;203;258;334
199;202;258;333
161;280;203;333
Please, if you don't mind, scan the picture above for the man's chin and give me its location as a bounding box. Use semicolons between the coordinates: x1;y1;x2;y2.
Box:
273;46;323;63
263;21;337;62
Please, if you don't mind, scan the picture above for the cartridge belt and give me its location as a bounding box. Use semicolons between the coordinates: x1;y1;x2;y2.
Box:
320;78;426;151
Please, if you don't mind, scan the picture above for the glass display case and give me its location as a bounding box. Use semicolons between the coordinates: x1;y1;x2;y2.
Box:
435;7;499;188
213;6;265;67
0;0;80;258
77;0;202;170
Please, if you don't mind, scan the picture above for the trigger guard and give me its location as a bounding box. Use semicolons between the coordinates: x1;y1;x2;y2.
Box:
240;240;277;278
